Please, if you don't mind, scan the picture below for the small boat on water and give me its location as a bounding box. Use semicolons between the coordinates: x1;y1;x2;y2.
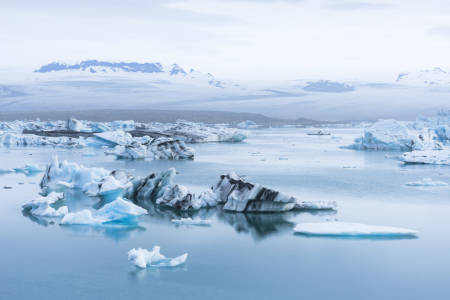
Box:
307;131;330;136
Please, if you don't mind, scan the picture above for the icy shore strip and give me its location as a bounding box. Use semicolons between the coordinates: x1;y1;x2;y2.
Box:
342;119;443;151
398;150;450;165
293;222;418;236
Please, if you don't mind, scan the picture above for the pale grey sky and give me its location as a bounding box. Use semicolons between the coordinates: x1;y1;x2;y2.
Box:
1;0;449;81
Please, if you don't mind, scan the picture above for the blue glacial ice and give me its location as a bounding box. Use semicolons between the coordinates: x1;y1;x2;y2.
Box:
435;125;450;141
105;141;147;159
22;192;68;217
127;246;187;268
85;170;140;202
293;222;418;236
60;198;147;225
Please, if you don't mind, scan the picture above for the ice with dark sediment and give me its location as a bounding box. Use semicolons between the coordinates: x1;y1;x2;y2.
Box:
156;184;199;211
398;150;450;165
342;120;443;151
39;155;110;196
136;168;178;200
151;138;195;159
212;172;298;212
22;192;68;217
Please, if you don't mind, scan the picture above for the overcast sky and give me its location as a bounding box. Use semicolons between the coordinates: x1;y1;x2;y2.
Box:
1;0;450;81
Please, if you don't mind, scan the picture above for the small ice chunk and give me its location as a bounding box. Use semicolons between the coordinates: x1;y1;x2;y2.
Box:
171;218;212;226
127;246;187;268
279;158;288;160
293;222;418;236
22;192;67;217
19;182;24;184
81;152;96;157
0;167;14;173
331;136;342;139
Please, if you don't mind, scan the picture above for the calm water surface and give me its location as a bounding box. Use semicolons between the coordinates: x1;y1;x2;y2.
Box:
1;128;449;300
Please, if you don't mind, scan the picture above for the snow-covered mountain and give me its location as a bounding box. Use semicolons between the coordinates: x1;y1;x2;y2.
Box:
33;60;240;89
396;68;450;85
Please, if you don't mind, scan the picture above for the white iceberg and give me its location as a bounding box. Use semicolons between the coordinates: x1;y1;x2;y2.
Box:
151;138;195;160
60;198;147;225
85;170;139;201
66;117;84;132
93;130;133;146
398;150;450;165
405;178;447;186
294;201;337;210
342;120;443;151
39;155;110;196
22;192;68;217
411;109;450;130
293;222;418;236
91;122;111;133
171;218;212;226
127;246;187;268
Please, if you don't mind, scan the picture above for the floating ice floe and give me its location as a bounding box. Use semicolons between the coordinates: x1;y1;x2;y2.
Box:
342;120;443;151
294;201;337;210
385;154;400;159
237;120;258;129
85;170;140;201
39;155;109;196
22;192;68;217
105;141;147;159
136;168;178;200
151;138;195;160
0;167;14;173
405;178;447;186
293;222;418;236
81;152;96;157
127;246;187;268
398;150;450;165
60;198;147;225
171;218;212;226
331;136;342;139
156;185;201;211
213;172;298;212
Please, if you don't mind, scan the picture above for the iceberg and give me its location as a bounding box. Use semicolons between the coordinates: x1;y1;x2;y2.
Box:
195;189;219;208
93;130;133;146
435;125;450;141
294;201;337;210
156;185;199;211
39;155;110;196
25;164;46;172
213;172;298;212
171;218;212;226
411;109;450;130
127;246;187;268
405;178;447;186
237;120;258;129
60;198;147;225
293;222;418;236
66;117;83;132
0;167;15;173
85;170;140;201
151;138;195;160
342;120;443;151
2;133;86;148
22;192;68;217
91;122;111;133
105;141;147;159
136;168;178;200
398;150;450;165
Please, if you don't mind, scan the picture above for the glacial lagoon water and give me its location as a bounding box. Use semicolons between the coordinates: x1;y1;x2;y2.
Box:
1;128;450;300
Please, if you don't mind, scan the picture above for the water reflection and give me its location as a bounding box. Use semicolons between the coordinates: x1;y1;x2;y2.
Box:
22;210;57;227
128;263;187;280
60;225;146;242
